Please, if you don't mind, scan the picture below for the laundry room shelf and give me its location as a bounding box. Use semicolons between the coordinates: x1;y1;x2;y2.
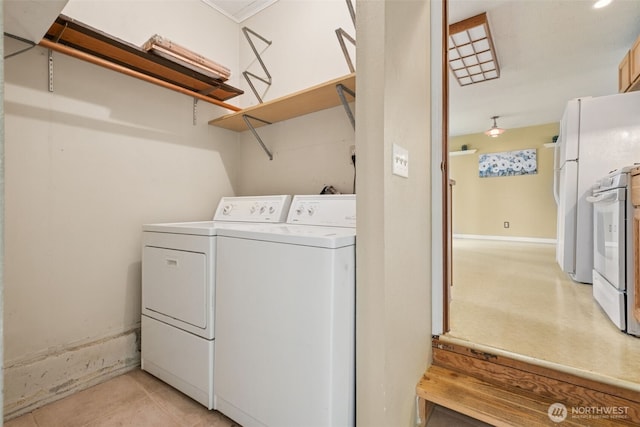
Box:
449;149;477;156
40;14;243;111
208;73;356;131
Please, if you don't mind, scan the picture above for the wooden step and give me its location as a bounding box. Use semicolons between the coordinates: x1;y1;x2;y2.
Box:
419;366;576;426
416;338;640;426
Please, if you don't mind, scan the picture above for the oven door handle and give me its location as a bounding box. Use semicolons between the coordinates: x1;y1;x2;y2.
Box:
586;192;620;204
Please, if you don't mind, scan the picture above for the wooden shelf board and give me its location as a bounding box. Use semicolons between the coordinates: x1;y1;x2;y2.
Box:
42;15;243;106
209;73;356;132
629;75;640;93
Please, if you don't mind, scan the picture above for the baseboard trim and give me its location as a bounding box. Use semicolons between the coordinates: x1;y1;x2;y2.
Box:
453;234;556;245
3;327;141;421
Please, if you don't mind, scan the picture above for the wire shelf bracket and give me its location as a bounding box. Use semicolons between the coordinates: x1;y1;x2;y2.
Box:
335;0;356;73
345;0;356;27
335;29;355;74
242;27;272;104
242;114;273;160
4;32;37;59
192;85;224;125
336;83;355;130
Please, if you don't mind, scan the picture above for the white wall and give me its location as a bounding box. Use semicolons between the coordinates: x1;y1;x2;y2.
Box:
4;1;434;425
237;104;356;195
1;3;6;422
356;1;432;426
61;0;242;91
3;0;240;418
239;0;355;107
236;0;356;195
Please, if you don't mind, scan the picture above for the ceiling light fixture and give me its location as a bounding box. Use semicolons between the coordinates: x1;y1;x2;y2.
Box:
593;0;613;9
485;116;505;138
448;12;500;86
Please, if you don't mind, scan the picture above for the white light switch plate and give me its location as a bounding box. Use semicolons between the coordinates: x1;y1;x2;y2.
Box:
392;144;409;178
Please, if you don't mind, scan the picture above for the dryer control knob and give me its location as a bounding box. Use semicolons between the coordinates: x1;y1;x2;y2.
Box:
223;205;232;215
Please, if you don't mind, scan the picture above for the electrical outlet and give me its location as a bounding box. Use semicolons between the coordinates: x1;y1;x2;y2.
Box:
504;221;510;228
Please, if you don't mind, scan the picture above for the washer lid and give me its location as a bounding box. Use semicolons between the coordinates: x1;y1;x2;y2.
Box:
142;221;220;235
142;195;292;235
217;224;355;249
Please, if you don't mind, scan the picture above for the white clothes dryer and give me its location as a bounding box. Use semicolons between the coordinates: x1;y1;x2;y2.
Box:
141;195;291;409
214;194;356;427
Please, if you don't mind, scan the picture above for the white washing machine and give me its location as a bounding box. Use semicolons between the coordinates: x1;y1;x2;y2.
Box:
141;195;291;409
214;194;356;427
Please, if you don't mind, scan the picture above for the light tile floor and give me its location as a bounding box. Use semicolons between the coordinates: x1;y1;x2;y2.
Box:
4;369;237;427
448;239;640;387
4;368;482;427
12;239;615;427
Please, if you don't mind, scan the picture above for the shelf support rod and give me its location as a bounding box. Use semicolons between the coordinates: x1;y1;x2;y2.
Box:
336;84;355;130
335;0;356;73
48;49;54;92
335;29;356;73
193;98;198;126
242;114;273;160
192;86;220;125
345;0;356;27
47;22;70;92
3;32;36;59
242;27;272;104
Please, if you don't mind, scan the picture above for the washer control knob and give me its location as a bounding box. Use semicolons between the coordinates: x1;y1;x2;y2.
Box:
307;207;315;216
260;205;266;214
222;204;232;215
295;204;305;215
250;205;256;214
269;206;276;214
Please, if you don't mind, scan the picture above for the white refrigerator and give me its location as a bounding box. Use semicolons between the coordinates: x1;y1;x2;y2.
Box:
554;91;640;284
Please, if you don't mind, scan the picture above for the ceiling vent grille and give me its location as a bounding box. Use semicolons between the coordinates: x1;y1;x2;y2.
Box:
201;0;279;23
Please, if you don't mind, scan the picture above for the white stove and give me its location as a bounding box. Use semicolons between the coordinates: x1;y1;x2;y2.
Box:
588;166;640;336
140;195;291;409
592;165;637;193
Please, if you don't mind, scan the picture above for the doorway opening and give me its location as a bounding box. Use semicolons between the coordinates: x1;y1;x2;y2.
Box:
436;0;640;391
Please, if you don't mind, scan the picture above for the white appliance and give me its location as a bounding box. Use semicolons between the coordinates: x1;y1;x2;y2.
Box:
140;195;291;409
588;167;640;336
554;91;640;283
214;194;356;427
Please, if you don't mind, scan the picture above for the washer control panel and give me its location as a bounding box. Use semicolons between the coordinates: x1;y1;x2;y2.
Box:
213;195;292;223
287;194;356;227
